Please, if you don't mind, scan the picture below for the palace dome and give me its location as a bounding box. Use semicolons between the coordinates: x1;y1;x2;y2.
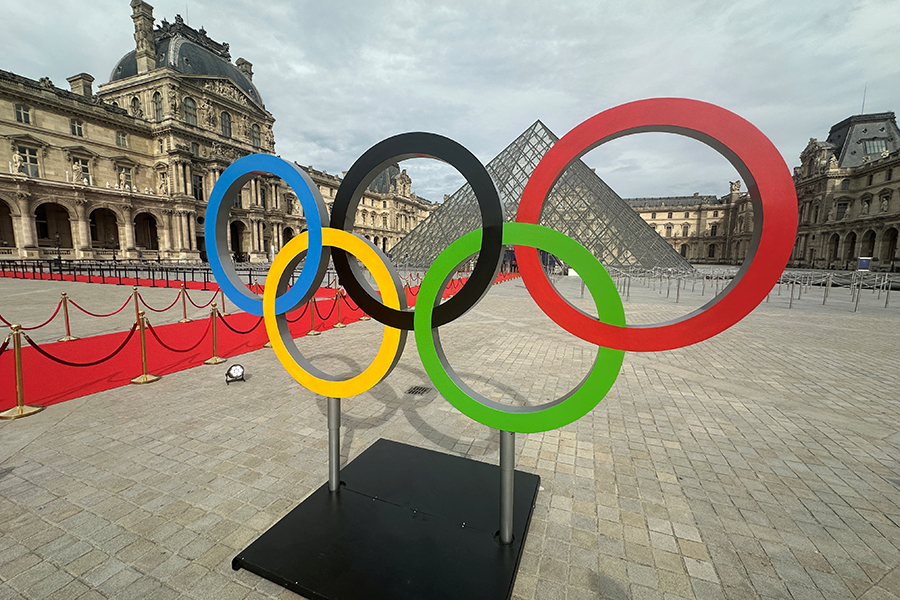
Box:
109;16;263;107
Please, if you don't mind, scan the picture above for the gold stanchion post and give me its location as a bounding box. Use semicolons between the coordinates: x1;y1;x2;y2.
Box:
307;297;321;336
58;292;78;342
333;289;346;328
0;326;45;419
131;311;161;384
219;289;229;316
205;303;226;365
132;286;140;323
178;283;191;323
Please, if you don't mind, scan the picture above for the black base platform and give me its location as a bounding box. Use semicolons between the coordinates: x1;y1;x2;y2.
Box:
232;438;541;600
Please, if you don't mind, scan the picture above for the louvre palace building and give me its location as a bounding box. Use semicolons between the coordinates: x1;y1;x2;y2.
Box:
0;1;433;263
629;113;900;272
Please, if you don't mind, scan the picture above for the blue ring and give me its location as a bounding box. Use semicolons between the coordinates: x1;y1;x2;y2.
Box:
205;154;328;316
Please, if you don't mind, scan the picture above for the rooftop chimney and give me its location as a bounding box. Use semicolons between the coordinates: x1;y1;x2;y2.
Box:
131;0;156;74
66;73;95;97
236;58;253;81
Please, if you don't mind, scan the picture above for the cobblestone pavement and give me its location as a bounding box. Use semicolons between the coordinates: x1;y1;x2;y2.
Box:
1;274;898;600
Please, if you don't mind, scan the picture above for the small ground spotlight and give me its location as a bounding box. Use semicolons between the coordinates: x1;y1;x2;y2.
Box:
225;364;245;384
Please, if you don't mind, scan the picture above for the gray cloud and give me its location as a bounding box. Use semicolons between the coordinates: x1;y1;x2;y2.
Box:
3;0;898;201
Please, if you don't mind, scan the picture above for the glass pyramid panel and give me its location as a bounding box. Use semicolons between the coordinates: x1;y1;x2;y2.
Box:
389;121;691;271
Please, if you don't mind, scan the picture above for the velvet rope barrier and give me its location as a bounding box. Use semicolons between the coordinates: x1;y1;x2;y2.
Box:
0;335;8;359
183;288;217;309
69;296;132;318
286;302;310;323
22;324;138;368
313;295;338;321
138;290;182;313
146;319;211;353
217;313;264;335
0;301;63;331
340;291;360;312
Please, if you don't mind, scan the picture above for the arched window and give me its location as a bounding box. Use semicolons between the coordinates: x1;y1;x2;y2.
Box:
650;212;656;219
251;124;261;147
130;96;141;117
840;179;850;191
183;97;197;125
221;112;231;138
665;225;672;238
684;212;690;218
151;92;162;121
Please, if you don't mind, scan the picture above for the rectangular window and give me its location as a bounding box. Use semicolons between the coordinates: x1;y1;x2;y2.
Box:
684;212;690;218
888;168;893;181
17;146;39;177
259;186;267;209
667;212;673;219
867;174;874;186
15;104;31;124
118;166;132;189
70;118;83;137
116;131;127;147
191;142;199;156
836;202;848;220
73;158;90;182
710;224;718;237
864;139;887;154
192;174;204;201
713;210;719;217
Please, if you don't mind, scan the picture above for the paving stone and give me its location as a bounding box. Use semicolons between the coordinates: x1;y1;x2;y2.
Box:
1;276;899;599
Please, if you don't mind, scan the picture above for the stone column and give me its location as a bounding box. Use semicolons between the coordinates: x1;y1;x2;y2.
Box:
185;164;193;197
181;212;190;250
73;202;91;251
122;206;136;251
188;213;197;251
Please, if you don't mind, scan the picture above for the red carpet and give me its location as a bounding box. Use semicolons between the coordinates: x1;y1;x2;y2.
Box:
0;274;519;411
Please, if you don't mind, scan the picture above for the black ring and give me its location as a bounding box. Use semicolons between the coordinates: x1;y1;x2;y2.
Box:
330;132;505;330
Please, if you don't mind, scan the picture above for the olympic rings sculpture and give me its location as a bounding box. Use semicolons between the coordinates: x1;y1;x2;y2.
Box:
205;98;798;434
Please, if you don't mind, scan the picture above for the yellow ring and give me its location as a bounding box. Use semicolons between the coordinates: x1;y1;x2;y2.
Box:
263;228;406;398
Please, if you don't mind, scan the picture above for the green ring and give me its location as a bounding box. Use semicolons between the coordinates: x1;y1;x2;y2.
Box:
414;222;626;433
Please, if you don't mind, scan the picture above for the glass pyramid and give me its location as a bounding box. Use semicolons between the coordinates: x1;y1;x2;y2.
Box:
389;121;691;271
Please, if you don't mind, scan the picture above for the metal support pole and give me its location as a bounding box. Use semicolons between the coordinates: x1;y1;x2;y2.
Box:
219;289;229;316
824;274;831;305
855;279;862;312
675;278;681;303
789;280;795;309
0;326;45;419
131;311;161;384
58;292;77;341
328;397;341;492
132;286;140;322
204;303;226;365
499;430;515;545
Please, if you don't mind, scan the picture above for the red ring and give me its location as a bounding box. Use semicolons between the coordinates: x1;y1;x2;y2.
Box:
515;98;798;352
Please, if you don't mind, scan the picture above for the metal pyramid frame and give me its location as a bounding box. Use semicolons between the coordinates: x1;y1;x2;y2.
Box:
389;121;691;271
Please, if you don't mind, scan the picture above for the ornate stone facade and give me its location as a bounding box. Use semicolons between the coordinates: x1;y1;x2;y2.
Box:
626;184;751;264
791;113;900;271
0;1;433;263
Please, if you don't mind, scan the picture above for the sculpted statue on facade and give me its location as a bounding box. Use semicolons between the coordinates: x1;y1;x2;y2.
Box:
729;180;741;193
158;173;168;195
882;198;890;212
12;153;24;174
862;201;869;215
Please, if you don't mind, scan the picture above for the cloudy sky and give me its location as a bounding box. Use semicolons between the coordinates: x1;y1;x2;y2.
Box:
3;0;899;202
